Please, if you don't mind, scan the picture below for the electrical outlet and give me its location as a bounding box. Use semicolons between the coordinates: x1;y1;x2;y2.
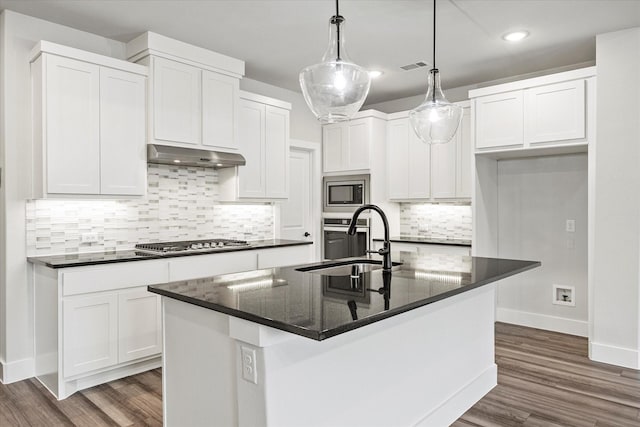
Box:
80;232;99;244
418;224;430;233
552;284;575;306
241;346;258;384
566;219;575;233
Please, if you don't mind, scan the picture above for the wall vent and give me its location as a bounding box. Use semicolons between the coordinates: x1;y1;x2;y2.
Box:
400;61;430;71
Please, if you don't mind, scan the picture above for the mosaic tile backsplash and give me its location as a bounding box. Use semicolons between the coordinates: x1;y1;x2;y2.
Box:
399;203;472;241
26;164;274;256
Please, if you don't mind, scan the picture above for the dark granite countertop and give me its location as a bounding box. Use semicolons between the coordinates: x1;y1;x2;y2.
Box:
373;236;472;246
149;252;539;341
27;239;312;268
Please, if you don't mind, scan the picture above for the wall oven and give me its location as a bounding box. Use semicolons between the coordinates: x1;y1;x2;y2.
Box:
323;174;369;212
323;217;370;260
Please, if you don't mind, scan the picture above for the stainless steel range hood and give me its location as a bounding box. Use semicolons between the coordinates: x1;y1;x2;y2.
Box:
147;144;245;168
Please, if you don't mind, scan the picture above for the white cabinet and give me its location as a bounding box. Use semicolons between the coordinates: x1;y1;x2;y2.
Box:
387;102;470;201
387;118;430;200
373;240;471;256
118;287;162;363
127;32;244;152
219;91;290;201
31;41;147;197
475;91;524;150
152;56;201;145
524;80;585;145
63;293;118;377
471;67;595;155
322;115;378;173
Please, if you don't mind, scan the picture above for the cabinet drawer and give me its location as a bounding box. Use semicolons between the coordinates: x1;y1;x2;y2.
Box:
168;251;257;281
62;260;169;296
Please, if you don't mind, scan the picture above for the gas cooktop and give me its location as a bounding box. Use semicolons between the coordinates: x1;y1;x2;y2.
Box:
135;239;250;254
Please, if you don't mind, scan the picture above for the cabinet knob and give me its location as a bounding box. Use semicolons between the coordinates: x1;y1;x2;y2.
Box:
304;232;311;237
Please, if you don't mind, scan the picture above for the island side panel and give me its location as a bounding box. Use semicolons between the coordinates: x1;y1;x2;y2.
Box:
162;298;239;427
235;284;497;427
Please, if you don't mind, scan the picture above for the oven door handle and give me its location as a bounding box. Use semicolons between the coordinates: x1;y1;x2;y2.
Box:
323;226;369;233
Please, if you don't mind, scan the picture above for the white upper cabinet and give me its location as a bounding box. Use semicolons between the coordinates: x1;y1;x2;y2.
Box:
218;92;290;201
471;67;595;156
31;41;148;197
202;70;239;151
126;32;244;152
100;67;147;195
475;91;524;150
152;57;201;145
386;102;470;201
524;80;585;145
322;112;385;174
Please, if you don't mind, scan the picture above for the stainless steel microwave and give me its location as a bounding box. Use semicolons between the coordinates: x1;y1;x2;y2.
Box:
323;174;370;212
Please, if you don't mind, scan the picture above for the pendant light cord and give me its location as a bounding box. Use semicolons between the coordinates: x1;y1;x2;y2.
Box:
335;0;341;61
432;0;437;102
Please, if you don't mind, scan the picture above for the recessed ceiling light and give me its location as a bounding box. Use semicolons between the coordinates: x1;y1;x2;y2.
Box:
503;31;529;42
369;70;383;78
173;159;181;163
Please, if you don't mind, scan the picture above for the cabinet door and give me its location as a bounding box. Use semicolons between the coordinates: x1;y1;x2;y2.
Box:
347;119;370;171
264;106;289;198
153;57;201;145
387;119;409;200
475;91;523;149
456;106;472;198
323;125;345;172
524;80;585;145
238;99;266;198
408;129;431;199
45;55;100;194
431;136;457;199
202;70;239;150
63;293;118;377
118;288;162;363
99;67;146;195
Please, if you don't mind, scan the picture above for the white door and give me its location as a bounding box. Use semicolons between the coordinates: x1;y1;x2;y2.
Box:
118;287;162;363
264;105;290;199
202;70;239;150
280;148;314;247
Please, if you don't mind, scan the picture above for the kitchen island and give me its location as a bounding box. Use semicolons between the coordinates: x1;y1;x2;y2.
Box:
149;252;539;427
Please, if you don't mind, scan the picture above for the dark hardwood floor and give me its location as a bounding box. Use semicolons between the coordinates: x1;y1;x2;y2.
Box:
1;323;638;426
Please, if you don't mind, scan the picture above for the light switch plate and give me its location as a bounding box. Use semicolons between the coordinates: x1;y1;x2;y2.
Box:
566;219;575;233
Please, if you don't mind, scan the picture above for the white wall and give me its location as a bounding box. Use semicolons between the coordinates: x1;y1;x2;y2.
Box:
496;154;588;337
0;10;127;383
240;77;321;143
591;28;640;369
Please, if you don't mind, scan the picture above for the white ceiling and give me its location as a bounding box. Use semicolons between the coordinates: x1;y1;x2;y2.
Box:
1;0;639;105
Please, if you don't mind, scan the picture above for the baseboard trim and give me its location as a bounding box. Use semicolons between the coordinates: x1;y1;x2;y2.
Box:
590;341;639;369
414;364;497;427
496;307;588;337
0;357;35;384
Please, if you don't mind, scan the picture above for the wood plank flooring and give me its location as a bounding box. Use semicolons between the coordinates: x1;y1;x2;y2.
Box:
1;323;638;426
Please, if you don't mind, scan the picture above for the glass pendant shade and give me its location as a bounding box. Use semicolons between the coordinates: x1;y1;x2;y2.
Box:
299;15;371;123
409;69;463;144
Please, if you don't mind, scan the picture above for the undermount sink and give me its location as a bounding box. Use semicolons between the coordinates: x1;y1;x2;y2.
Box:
296;259;402;277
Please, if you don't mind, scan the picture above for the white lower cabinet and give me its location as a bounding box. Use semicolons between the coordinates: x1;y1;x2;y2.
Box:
118;288;162;363
63;293;119;377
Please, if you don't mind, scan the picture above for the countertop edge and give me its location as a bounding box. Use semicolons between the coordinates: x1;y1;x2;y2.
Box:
372;237;472;247
27;240;313;269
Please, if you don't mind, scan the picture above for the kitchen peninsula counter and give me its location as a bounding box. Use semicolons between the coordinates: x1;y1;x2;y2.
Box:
150;252;539;427
27;239;311;268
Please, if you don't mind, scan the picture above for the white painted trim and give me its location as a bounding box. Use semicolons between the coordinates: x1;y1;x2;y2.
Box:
590;341;639;370
351;109;388;120
469;66;596;98
29;41;148;75
126;31;244;77
414;364;497;427
496;307;588;337
239;90;291;110
0;357;34;384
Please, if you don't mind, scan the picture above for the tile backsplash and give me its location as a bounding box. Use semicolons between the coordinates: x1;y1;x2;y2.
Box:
26;164;274;256
399;203;472;241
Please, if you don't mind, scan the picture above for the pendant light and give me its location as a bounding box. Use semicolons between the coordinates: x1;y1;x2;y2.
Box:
409;0;463;144
299;0;371;123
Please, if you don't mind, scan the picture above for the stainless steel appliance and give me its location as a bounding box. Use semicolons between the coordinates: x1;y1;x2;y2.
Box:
323;217;369;260
135;239;250;254
323;174;369;212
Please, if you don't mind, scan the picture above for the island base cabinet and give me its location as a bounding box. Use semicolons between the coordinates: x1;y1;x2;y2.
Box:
161;284;498;427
